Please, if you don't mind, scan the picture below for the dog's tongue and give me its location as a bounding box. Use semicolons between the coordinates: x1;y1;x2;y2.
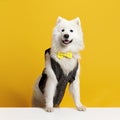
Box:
64;40;69;44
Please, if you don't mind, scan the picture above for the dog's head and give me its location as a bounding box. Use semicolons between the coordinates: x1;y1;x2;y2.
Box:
52;16;84;52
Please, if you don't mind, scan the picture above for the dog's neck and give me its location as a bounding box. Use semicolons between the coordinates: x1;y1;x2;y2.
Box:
50;47;80;59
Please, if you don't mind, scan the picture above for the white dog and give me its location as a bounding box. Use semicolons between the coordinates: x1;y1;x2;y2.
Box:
32;17;86;112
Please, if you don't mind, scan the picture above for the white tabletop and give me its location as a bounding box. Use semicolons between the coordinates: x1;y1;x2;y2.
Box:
0;108;120;120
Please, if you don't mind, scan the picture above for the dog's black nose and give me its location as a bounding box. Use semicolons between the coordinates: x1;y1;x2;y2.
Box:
64;34;69;39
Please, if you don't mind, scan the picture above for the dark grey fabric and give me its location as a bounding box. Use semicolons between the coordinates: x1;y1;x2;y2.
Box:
38;69;47;93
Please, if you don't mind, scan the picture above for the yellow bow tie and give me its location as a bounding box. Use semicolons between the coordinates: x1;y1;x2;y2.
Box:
57;52;73;59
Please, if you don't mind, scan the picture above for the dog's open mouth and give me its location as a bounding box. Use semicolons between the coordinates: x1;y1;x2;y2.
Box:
62;39;73;45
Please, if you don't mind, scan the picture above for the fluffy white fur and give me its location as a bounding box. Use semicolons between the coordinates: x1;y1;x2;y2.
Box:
32;16;85;112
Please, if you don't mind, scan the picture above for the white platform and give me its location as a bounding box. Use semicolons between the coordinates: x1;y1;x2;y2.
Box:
0;108;120;120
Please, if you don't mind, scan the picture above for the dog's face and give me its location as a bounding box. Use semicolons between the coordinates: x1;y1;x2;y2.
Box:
52;17;84;52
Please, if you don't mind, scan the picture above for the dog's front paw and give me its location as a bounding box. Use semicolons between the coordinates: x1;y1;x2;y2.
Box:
45;107;54;112
76;105;86;111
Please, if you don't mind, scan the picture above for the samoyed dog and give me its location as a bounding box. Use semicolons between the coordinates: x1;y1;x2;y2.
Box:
32;17;85;112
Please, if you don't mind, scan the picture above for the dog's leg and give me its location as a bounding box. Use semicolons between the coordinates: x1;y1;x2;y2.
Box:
32;95;45;107
69;69;86;111
32;75;46;107
44;77;57;112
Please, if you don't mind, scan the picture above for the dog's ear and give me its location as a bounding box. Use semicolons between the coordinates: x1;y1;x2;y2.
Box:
72;17;81;26
56;16;63;25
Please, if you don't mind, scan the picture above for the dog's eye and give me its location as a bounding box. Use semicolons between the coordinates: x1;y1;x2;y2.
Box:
61;29;65;32
70;29;73;32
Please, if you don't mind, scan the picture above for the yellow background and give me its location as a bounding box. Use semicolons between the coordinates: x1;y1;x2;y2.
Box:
0;0;120;107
